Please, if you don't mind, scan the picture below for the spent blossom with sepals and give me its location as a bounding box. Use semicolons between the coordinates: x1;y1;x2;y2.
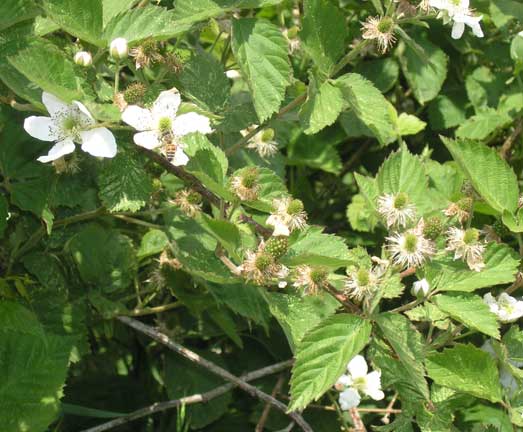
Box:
386;220;435;269
377;192;416;229
266;197;307;236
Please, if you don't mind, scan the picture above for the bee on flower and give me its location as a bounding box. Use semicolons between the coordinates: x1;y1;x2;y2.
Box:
121;89;212;166
446;227;485;272
335;355;384;410
266;197;308;236
361;15;397;54
377;192;417;229
386;220;436;269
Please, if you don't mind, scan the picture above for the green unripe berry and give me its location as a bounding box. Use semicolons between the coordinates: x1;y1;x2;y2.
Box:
186;191;202;205
461;180;475;197
261;128;275;142
463;228;480;245
356;268;370;286
403;233;419;253
457;197;473;213
423;216;443;240
264;236;289;259
393;192;409;210
492;219;509;238
310;267;328;285
377;17;394;33
287;199;304;215
123;83;146;104
255;253;274;271
241;168;259;189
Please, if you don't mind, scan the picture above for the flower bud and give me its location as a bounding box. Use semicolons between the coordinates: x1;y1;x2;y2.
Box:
511;31;523;63
110;38;129;60
74;51;92;67
411;278;430;299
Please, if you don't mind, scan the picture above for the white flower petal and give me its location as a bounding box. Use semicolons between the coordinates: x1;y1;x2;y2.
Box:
367;388;385;401
363;371;383;400
122;105;155;131
152;90;181;121
42;92;69;116
339;388;361;410
171;147;189;166
266;215;290;236
335;374;352;390
133;130;161;149
37;138;75;163
451;21;465;39
73;101;95;124
24;116;58;141
79;127;117;158
173;112;212;136
347;355;368;379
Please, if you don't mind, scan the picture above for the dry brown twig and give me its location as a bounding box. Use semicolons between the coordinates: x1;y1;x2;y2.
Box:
116;316;313;432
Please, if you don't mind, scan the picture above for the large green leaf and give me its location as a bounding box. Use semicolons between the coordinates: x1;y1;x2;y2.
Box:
399;35;448;104
232;18;291;122
8;38;88;101
375;313;430;400
300;0;346;75
299;76;344;135
283;226;352;269
0;301;71;432
442;137;519;214
103;5;191;44
42;0;103;46
456;109;512;140
267;291;339;351
423;242;519;292
97;151;153;213
102;0;139;27
288;313;371;411
68;224;137;293
433;293;500;339
0;0;38;32
426;344;503;403
335;73;396;145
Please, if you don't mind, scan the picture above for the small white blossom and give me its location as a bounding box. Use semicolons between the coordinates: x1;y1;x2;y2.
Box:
24;92;117;163
446;227;485;272
412;278;430;298
335;355;384;410
266;197;307;237
386;225;435;269
122;89;212;166
377;192;416;229
74;51;92;67
484;293;523;323
429;0;484;39
110;37;129;60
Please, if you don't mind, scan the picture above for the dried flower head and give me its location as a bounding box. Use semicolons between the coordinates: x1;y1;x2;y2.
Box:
240;249;286;285
377;192;416;229
361;16;397;54
244;127;279;158
231;167;260;201
173;189;202;217
130;39;164;69
444;197;473;225
293;265;329;296
446;227;485;272
345;267;381;302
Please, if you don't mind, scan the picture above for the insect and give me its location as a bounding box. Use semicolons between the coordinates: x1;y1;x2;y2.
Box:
159;130;178;163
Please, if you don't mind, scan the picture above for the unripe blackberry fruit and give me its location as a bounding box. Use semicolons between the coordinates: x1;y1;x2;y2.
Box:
254;252;274;271
264;236;289;259
457;196;473;213
287;199;304;215
124;82;146;104
241;167;259;189
423;216;443;240
492;219;509;238
310;267;328;285
461;180;475;197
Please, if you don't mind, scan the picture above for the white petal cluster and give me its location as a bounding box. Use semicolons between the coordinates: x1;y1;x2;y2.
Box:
74;51;92;67
484;293;523;323
411;278;430;298
335;355;384;410
24;92;117;163
122;89;212;166
429;0;483;39
266;197;307;237
386;224;435;269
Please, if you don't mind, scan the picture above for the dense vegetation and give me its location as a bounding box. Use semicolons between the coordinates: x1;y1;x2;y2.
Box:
2;0;523;431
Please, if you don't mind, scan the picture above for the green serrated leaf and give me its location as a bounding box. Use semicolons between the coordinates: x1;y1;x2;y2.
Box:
97;151;153;213
335;73;396;145
300;0;346;75
0;0;38;32
433;293;500;339
442;137;519;214
232;18;291;122
426;343;503;403
288;313;371;411
456;108;512;140
397;113;426;136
